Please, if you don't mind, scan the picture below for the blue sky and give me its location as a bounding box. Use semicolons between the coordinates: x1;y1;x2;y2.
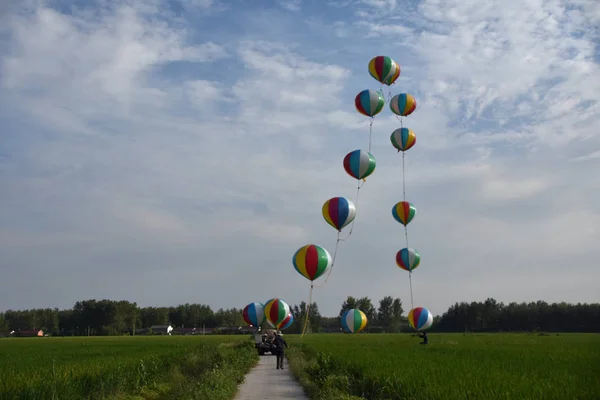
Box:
1;0;599;318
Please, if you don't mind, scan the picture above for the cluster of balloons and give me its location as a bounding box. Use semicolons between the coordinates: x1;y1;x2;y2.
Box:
370;55;432;333
242;298;294;331
241;55;434;336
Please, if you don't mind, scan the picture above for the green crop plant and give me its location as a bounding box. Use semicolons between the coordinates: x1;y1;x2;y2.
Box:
286;333;600;400
0;335;257;399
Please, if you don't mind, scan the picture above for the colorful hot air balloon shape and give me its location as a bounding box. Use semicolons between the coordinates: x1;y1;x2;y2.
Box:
408;307;433;331
355;89;385;117
264;298;291;330
390;128;416;152
368;56;400;86
281;313;294;330
292;244;332;282
343;149;376;180
341;309;368;333
242;302;265;327
390;93;417;116
396;247;420;271
267;313;294;330
392;201;416;226
322;197;356;232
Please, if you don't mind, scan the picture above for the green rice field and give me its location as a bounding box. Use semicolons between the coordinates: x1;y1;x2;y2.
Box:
286;333;600;400
0;335;257;400
2;333;599;400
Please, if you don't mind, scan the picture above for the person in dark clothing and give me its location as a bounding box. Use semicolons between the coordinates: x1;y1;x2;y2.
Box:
418;331;428;345
273;331;289;369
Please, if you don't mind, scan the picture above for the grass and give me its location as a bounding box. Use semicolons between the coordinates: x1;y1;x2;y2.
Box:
0;335;258;400
285;333;600;400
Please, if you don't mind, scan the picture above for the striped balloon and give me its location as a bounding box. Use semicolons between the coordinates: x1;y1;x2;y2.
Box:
281;313;294;330
343;150;376;180
390;93;417;116
293;244;332;281
242;302;265;327
368;56;400;86
264;298;291;329
390;128;416;152
267;312;293;330
322;197;356;231
341;309;368;333
396;247;420;271
392;201;416;226
355;89;385;117
408;307;433;331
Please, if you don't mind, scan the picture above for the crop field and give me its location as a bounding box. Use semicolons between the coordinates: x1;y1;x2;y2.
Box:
0;335;257;400
286;333;600;400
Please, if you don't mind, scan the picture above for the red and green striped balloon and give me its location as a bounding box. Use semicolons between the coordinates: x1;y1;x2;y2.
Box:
343;149;376;180
396;247;420;272
390;93;417;116
368;56;400;86
390;128;416;152
355;89;385;117
292;244;332;281
264;298;291;329
392;201;416;226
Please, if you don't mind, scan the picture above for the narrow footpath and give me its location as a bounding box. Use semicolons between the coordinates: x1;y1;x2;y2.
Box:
233;355;310;400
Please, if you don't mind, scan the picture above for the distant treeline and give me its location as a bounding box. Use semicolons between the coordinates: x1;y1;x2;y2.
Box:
433;298;600;333
0;296;598;336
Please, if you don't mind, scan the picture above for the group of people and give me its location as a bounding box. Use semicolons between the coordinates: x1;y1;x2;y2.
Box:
262;330;289;369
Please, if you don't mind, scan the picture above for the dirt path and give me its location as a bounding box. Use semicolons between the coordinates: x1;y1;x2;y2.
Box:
233;355;309;400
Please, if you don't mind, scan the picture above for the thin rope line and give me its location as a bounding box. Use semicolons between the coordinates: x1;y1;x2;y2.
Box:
402;151;406;202
300;284;313;338
401;130;414;311
409;272;414;311
313;231;341;288
345;179;363;237
368;118;374;153
395;115;404;128
317;179;363;288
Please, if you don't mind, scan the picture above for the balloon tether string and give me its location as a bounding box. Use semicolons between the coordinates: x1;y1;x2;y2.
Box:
316;179;362;288
401;122;415;311
368;119;374;153
409;272;414;312
300;284;313;338
402;151;406;203
346;179;363;237
313;232;341;289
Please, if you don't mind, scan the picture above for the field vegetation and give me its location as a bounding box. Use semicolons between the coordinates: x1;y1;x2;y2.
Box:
286;333;600;400
0;335;257;400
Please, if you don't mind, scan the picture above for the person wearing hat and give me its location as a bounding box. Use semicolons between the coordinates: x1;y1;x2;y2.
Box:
273;331;289;369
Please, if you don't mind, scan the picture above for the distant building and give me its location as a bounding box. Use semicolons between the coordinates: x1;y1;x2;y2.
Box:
149;325;173;335
215;326;253;335
18;329;44;337
172;327;214;335
172;327;195;335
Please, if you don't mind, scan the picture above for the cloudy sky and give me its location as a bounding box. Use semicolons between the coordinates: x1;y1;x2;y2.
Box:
1;0;599;318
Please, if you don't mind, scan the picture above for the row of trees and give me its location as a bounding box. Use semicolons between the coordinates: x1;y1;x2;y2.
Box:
286;295;404;334
1;297;598;335
432;298;600;333
0;300;246;336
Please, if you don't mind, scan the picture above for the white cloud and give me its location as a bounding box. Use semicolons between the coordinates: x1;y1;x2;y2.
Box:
278;0;302;12
0;0;599;317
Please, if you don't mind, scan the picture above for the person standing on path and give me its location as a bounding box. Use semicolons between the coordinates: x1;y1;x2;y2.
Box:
273;331;288;369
